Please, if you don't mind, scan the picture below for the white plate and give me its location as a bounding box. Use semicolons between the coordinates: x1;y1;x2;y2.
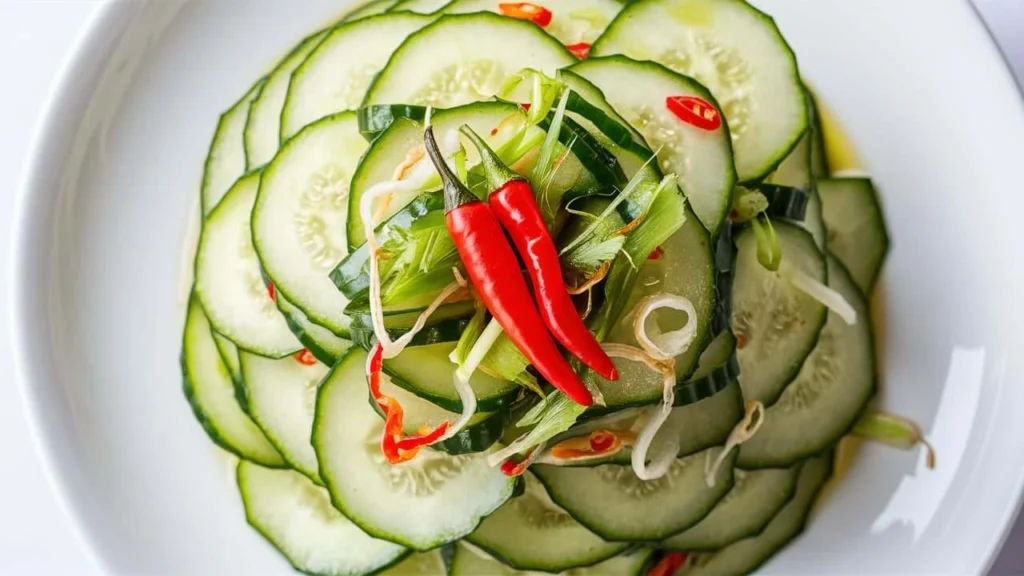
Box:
12;0;1024;573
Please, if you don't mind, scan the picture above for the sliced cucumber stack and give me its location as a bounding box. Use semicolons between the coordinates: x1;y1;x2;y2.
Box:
281;13;434;140
443;0;625;44
534;446;736;541
738;257;875;469
195;172;302;357
244;30;330;169
685;453;833;576
237;461;409;575
592;0;807;182
276;294;353;366
363;13;575;108
201;81;264;215
731;222;827;406
819;177;890;293
181;296;283;468
662;463;801;551
570;56;736;236
240;351;327;483
466;473;629;572
180;1;892;570
313;349;517;550
450;543;653;576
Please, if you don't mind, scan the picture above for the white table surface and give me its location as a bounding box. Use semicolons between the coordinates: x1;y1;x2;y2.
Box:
1;1;1022;574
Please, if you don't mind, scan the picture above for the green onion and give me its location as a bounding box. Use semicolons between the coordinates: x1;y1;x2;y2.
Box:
852;410;936;469
751;213;782;271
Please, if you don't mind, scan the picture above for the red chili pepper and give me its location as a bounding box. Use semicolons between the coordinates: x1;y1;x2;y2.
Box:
460;125;618;383
648;246;665;261
500;447;540;477
648;552;689;576
295;349;317;366
566;42;591;59
424;126;593;406
498;2;552;26
368;343;450;463
267;282;276;302
666;95;722;132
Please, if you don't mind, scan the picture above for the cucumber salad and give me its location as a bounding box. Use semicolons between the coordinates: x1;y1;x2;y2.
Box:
181;0;932;574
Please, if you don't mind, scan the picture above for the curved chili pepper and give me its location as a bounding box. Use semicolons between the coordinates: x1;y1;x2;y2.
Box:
424;126;593;406
498;2;552;26
368;343;450;463
460;125;618;382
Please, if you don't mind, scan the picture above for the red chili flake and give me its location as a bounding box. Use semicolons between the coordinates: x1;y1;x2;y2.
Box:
499;2;552;26
589;430;617;452
295;349;317;366
648;246;665;261
666;95;722;131
521;102;532;112
267;282;276;302
566;42;591;59
500;447;539;476
648;552;689;576
735;333;749;350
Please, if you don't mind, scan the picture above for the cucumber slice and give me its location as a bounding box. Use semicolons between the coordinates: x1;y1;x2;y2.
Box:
389;0;451;13
276;295;353;366
534;446;736;541
358;104;428;141
731;222;827;406
557;380;743;468
181;296;284;467
345;102;530;247
737;257;874;469
569;56;736;236
362;13;575;108
281;13;434;141
240;351;327;483
380;551;445;575
818;178;889;293
591;0;807;183
466;473;629;572
212;331;244;388
450;543;653;576
313;348;517;550
374;374;509;454
201;80;264;215
767;131;812;192
384;341;518;413
347;0;398;20
685;453;833;576
195;172;301;357
443;0;624;44
662;463;801;551
244;30;330;169
236;461;409;575
253;112;367;337
585;201;716;408
806;89;829;178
